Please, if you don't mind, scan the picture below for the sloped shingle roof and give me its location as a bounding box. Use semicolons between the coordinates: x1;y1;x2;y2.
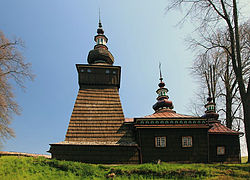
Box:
64;88;136;145
209;122;243;135
142;109;199;119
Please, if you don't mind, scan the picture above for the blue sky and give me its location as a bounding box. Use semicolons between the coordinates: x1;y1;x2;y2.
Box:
0;0;249;155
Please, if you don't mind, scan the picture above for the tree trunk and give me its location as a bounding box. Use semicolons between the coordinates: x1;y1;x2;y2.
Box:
226;90;233;129
243;97;250;163
225;55;233;129
232;0;249;163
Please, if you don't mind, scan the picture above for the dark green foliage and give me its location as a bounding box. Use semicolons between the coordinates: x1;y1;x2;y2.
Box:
0;156;249;179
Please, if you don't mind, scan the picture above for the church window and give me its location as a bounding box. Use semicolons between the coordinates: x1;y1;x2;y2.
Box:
155;137;166;147
87;69;92;73
217;146;225;155
105;69;110;74
182;136;192;147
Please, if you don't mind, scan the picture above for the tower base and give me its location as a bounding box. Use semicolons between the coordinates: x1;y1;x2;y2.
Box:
49;142;140;164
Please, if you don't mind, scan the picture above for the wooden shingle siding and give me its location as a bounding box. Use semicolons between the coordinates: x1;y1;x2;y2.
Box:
64;88;136;145
70;114;124;117
66;130;131;134
70;117;123;120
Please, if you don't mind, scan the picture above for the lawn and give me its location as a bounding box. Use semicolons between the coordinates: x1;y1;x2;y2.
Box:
0;156;249;179
241;156;248;163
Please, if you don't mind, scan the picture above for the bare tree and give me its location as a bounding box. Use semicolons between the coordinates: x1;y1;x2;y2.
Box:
167;0;250;162
190;22;249;130
0;31;34;147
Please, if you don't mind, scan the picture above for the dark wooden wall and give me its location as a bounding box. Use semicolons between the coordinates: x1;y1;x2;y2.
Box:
209;134;241;163
137;128;208;163
76;64;121;89
50;145;139;164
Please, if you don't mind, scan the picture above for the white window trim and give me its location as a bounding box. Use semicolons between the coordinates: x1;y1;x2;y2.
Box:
155;136;166;147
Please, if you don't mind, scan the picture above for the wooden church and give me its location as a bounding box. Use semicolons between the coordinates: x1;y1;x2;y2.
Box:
48;20;242;164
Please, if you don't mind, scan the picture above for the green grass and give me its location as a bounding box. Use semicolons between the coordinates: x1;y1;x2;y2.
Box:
0;156;249;179
241;156;248;163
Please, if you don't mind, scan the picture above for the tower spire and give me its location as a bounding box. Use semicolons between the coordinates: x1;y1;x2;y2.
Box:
158;62;165;88
159;62;163;82
97;9;104;35
87;12;114;65
98;8;102;28
152;64;174;112
202;96;219;121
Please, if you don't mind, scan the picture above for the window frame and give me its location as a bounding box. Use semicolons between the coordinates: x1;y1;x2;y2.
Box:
105;69;110;74
217;146;225;155
155;136;166;148
87;69;92;73
182;136;193;148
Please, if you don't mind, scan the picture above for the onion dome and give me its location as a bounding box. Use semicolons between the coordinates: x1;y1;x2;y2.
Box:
87;18;114;65
153;75;174;112
202;96;219;120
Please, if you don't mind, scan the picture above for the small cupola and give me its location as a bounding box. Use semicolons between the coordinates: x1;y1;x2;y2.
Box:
202;96;219;121
94;19;108;46
153;66;174;112
87;16;114;65
156;77;169;100
205;97;215;113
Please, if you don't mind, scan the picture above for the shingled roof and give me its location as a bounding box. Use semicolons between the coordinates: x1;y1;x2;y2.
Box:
64;87;136;146
208;122;243;135
142;109;199;119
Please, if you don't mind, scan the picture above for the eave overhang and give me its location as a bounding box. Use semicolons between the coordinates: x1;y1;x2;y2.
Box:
135;124;209;129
